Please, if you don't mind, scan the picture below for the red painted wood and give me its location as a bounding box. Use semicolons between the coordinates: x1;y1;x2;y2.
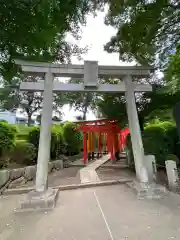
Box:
83;132;87;163
76;119;130;160
98;133;102;153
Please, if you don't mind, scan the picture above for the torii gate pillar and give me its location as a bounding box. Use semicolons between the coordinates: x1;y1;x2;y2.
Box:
35;69;53;192
124;76;148;183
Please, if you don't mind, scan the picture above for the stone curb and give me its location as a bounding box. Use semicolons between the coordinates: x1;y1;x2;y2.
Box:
0;179;11;195
0;160;64;192
3;179;132;195
99;165;129;169
126;181;168;199
69;164;87;167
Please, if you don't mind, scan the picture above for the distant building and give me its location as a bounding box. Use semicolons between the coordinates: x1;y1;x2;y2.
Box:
0;110;16;124
0;110;36;125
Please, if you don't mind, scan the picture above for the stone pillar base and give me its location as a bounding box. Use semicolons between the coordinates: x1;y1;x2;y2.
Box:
18;188;59;212
127;181;167;199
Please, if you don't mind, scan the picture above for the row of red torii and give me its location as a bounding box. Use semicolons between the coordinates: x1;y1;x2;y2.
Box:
76;118;130;163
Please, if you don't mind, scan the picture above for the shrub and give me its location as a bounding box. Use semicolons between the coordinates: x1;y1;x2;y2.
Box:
16;125;32;140
10;140;37;166
143;124;169;166
166;154;179;162
51;125;66;159
27;127;40;149
0;120;8;123
63;122;82;155
27;125;66;160
126;121;179;168
0;122;17;168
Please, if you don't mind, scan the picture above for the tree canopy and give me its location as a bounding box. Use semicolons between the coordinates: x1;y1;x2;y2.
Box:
104;0;180;67
165;43;180;92
0;0;103;80
65;78;97;120
0;0;105;120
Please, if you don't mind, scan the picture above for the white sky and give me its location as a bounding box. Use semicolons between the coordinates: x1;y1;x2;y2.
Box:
62;10;135;121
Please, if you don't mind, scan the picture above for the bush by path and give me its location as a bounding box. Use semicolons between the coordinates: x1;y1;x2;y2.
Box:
0;122;17;168
126;121;179;169
10;140;37;166
0;122;83;168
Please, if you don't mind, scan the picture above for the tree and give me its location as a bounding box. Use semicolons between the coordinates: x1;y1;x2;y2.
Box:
36;114;42;125
0;0;103;80
97;83;178;129
52;116;61;122
0;1;106;122
0;77;67;125
75;115;84;121
104;1;180;67
165;43;180;92
37;115;62;125
65;78;97;120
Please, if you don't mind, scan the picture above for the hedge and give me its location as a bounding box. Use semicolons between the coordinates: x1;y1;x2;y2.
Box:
0;122;17;168
27;126;62;159
63;122;83;155
27;122;82;159
16;125;32;140
126;121;179;169
0;122;83;167
10;140;37;166
51;125;66;159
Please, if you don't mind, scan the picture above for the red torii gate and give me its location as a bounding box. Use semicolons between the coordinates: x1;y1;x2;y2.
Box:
76;119;129;163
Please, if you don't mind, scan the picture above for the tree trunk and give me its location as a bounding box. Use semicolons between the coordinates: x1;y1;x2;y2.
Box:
27;113;32;126
82;105;88;120
82;93;91;120
138;115;144;132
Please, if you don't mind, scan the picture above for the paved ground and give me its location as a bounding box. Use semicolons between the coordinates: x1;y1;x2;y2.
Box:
1;184;180;240
80;155;110;183
97;167;135;181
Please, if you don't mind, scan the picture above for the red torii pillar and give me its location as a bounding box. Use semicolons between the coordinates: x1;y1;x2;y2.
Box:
83;132;87;164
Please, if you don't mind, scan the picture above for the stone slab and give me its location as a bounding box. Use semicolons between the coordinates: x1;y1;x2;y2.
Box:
126;180;167;199
8;176;26;189
24;166;36;181
18;188;59;212
52;160;63;170
10;168;24;180
80;169;100;184
3;179;132;195
48;162;53;173
0;169;10;187
88;155;110;170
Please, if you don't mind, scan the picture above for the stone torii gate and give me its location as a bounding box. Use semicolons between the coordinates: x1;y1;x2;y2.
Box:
15;60;153;210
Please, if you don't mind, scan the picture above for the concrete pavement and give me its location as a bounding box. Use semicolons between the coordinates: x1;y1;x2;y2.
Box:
1;184;180;239
80;155;110;184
